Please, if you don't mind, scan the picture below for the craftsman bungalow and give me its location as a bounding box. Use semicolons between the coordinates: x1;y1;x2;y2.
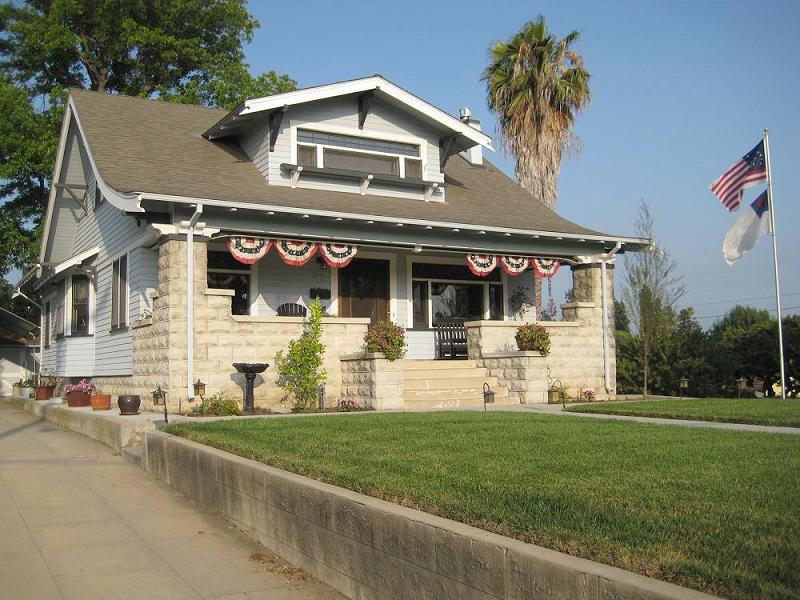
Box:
32;76;646;411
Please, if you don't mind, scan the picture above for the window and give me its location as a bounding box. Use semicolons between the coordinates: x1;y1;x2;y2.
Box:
54;281;65;337
489;284;504;320
70;275;90;334
207;251;250;316
431;282;484;326
43;301;51;347
412;280;429;329
112;255;128;329
297;144;317;168
296;128;422;179
324;148;399;176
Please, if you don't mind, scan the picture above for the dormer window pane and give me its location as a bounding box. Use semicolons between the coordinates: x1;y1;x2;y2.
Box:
323;148;399;176
297;144;317;168
298;130;419;157
405;158;422;179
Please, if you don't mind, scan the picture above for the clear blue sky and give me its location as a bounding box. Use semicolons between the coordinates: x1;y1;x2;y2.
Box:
245;0;799;326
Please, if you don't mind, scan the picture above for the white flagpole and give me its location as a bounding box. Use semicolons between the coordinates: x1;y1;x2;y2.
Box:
763;129;786;399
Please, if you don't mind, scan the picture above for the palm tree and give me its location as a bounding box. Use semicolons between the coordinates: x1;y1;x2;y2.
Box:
483;16;591;208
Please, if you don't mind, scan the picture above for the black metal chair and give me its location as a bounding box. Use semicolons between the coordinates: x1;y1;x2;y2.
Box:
276;302;307;317
435;319;468;360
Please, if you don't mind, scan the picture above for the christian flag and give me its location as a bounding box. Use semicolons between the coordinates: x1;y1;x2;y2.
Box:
722;190;769;265
709;140;767;212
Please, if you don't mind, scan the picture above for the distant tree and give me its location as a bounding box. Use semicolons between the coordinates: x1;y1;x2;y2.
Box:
0;0;296;314
483;15;590;311
614;299;630;333
708;305;774;391
622;201;685;396
783;315;800;397
614;330;640;395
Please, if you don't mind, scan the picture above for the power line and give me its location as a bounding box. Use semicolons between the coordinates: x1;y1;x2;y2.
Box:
678;291;800;309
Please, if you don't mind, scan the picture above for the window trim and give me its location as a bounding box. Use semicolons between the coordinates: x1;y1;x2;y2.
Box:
70;274;91;336
43;300;51;348
290;123;428;180
111;253;129;330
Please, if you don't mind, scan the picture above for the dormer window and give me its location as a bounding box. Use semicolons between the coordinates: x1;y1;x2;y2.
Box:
296;129;423;179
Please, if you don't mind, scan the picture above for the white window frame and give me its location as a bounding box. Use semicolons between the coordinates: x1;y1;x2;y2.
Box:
111;253;129;330
67;273;93;336
290;124;428;180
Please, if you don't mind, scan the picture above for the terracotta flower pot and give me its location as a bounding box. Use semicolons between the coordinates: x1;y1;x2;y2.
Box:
118;394;141;416
35;385;56;401
90;393;112;411
66;391;91;407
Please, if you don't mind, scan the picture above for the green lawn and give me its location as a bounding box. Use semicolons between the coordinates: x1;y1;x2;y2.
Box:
166;413;800;599
565;398;800;427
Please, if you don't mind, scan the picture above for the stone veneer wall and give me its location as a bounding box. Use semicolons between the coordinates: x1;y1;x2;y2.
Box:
479;351;548;404
340;352;404;410
94;237;369;412
466;264;616;401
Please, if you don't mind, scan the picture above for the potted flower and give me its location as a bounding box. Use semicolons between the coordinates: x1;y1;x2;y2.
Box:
581;388;596;402
14;378;35;399
515;323;551;355
35;375;59;401
90;387;112;411
63;379;95;407
363;320;407;361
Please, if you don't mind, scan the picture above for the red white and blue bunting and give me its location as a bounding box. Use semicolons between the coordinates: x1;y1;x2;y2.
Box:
226;237;272;265
500;256;529;276
319;243;358;268
531;258;561;278
275;240;318;266
466;254;498;277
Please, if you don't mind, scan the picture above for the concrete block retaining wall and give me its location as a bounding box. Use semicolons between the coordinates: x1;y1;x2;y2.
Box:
144;430;714;600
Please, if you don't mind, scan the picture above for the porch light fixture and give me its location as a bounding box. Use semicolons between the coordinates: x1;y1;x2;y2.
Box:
316;256;328;271
737;376;748;399
679;376;689;398
483;383;495;412
413;244;422;253
193;379;206;399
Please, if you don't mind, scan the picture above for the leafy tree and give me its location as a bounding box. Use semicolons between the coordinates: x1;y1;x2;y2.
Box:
483;16;590;311
614;299;630;333
622;201;684;396
708;305;773;391
783;315;800;397
0;0;296;313
614;330;640;394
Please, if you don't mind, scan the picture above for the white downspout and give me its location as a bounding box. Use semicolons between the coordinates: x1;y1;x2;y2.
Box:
600;243;622;394
181;205;203;401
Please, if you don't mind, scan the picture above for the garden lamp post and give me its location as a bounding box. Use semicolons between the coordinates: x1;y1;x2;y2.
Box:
679;376;689;399
193;379;206;400
737;377;747;399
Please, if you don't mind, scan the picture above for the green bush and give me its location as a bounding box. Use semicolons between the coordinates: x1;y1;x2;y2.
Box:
274;299;327;410
194;392;242;416
364;320;406;361
515;323;551;355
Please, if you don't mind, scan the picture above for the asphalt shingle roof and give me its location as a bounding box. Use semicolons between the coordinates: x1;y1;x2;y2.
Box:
71;89;605;237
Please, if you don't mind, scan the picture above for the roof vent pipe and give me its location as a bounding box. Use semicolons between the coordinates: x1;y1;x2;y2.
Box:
458;107;483;166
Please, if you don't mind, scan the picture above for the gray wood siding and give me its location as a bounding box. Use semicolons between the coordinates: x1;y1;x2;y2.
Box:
237;115;271;179
263;97;445;201
255;253;333;316
42;335;95;378
406;330;435;359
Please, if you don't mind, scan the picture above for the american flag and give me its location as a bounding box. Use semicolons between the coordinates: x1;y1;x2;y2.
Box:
709;140;767;211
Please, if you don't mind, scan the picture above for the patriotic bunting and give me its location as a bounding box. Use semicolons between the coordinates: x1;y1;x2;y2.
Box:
319;243;358;268
275;240;318;266
466;254;498;277
500;256;529;276
531;258;561;278
226;237;272;265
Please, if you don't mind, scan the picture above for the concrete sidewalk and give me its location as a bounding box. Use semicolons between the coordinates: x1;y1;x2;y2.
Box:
0;403;345;600
525;402;800;435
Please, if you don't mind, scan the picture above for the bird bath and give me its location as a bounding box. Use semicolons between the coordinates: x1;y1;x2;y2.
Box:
232;362;269;413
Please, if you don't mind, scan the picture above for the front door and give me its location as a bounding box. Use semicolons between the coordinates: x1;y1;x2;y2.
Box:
338;258;390;324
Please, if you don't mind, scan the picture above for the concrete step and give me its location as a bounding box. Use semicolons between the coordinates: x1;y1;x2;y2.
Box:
403;367;493;380
403;386;510;402
404;376;500;391
401;360;478;370
122;445;145;468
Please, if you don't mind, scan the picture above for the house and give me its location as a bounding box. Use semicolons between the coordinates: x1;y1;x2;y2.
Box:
0;310;39;396
33;76;646;411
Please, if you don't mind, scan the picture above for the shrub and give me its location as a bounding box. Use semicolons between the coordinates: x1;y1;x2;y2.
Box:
338;397;361;412
515;323;551;355
582;388;596;402
364;320;406;361
194;392;242;416
274;299;327;410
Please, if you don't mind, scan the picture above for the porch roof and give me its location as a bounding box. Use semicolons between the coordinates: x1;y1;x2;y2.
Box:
69;89;644;246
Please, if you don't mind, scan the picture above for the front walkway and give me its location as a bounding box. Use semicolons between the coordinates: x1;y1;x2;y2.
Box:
524;402;800;435
0;403;344;600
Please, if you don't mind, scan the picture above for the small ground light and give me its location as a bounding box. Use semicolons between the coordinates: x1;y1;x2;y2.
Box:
737;377;748;399
193;379;206;399
483;383;495;412
151;385;168;424
679;376;689;398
